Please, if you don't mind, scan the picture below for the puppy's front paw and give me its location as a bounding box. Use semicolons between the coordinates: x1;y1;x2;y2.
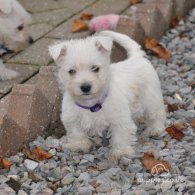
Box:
1;69;19;80
63;138;91;153
110;146;135;161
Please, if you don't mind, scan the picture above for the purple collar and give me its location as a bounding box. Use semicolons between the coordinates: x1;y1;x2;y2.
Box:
75;90;108;112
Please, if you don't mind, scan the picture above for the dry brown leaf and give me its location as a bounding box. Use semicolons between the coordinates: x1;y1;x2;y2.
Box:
167;103;179;113
48;181;60;192
174;122;186;131
23;147;53;161
33;147;53;161
80;13;94;20
166;123;185;141
87;166;99;172
171;18;179;28
143;152;171;175
145;38;171;62
23;148;37;161
191;82;195;88
163;140;169;148
191;119;195;128
0;157;12;169
72;19;89;33
129;0;142;5
179;30;190;38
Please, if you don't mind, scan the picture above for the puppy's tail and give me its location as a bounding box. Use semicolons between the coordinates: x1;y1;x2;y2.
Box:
98;30;145;59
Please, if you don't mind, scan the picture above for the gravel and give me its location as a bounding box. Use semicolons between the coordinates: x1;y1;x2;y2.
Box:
0;9;195;195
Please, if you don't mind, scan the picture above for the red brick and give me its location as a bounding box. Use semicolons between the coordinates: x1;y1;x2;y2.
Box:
36;66;60;104
143;0;174;28
111;16;146;62
36;66;62;124
0;116;27;156
0;95;10;126
126;4;167;39
0;84;52;156
0;65;64;156
173;0;193;19
116;16;146;46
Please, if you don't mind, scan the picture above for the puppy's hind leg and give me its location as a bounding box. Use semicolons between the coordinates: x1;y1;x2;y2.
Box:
142;89;166;137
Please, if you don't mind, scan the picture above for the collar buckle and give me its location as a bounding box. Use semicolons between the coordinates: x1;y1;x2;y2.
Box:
90;103;102;112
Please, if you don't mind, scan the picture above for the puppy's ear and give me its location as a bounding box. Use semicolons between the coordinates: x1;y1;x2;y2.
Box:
48;43;66;62
95;36;113;53
0;0;12;14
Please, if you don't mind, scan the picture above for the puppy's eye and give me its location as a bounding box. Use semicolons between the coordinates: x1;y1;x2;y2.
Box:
17;24;24;31
68;69;76;75
91;66;100;73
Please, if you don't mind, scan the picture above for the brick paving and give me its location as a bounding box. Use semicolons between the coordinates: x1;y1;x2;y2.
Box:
0;0;194;156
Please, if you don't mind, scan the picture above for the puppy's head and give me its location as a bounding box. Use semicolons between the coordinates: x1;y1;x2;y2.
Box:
49;35;113;101
0;0;33;52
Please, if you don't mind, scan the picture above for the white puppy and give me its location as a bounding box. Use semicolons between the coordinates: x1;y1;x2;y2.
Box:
49;31;166;160
0;0;33;80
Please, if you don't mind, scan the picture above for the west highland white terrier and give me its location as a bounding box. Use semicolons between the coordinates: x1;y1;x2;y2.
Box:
0;0;33;80
49;30;166;160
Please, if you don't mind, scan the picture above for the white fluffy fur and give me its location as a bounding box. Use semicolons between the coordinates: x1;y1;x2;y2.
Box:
49;30;166;160
0;0;32;80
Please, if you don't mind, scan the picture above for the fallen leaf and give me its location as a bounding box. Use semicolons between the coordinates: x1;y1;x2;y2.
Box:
143;152;171;175
94;182;101;188
167;103;179;112
28;171;40;182
129;0;142;5
23;148;37;161
171;18;179;28
72;19;89;33
191;82;195;88
34;147;53;160
23;147;53;161
48;181;60;192
0;157;12;169
174;122;187;131
163;140;169;148
87;166;99;172
191;119;195;128
80;13;94;20
166;123;185;141
145;38;171;62
171;16;188;28
179;30;190;38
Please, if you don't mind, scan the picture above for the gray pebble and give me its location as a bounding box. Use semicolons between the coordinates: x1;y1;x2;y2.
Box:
61;173;75;185
78;187;92;195
78;172;90;182
83;154;95;162
24;159;38;171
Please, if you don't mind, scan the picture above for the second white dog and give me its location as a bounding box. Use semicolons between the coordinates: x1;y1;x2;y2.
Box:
49;31;166;160
0;0;33;80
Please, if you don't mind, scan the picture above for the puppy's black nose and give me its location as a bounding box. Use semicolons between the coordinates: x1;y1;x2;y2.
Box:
28;37;34;44
80;83;91;93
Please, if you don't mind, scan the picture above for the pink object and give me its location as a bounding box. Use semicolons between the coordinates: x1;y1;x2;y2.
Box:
89;14;120;32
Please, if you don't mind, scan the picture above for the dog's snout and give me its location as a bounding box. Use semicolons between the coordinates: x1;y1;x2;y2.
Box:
80;83;91;93
28;37;34;44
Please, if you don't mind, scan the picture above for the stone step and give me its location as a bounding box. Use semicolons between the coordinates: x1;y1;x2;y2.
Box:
0;66;61;157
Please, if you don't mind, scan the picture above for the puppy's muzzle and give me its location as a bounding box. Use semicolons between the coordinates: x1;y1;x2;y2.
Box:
28;37;34;44
80;83;91;94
